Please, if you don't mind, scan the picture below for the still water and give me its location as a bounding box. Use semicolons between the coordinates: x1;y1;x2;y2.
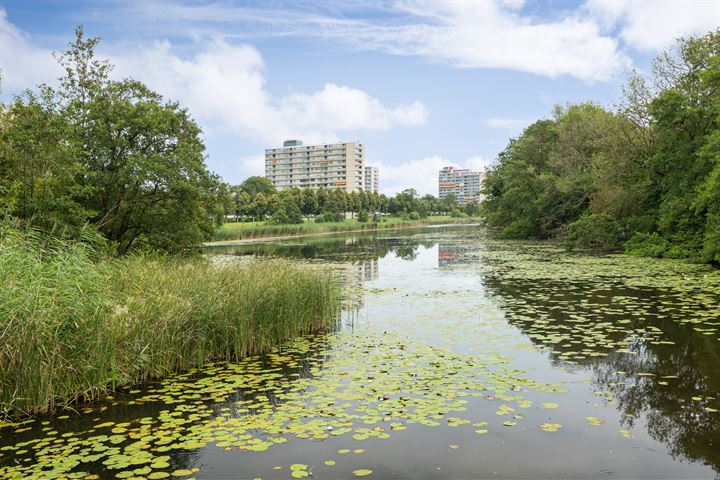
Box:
2;226;720;479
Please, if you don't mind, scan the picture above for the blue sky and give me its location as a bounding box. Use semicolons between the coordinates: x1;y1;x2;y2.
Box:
1;0;718;195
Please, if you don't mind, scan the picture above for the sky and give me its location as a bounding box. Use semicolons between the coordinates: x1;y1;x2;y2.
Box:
1;1;719;196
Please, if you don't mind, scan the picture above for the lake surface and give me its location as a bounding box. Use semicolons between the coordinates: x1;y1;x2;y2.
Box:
2;226;720;479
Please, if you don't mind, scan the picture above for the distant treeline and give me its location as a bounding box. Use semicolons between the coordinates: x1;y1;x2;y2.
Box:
221;176;480;225
482;30;720;264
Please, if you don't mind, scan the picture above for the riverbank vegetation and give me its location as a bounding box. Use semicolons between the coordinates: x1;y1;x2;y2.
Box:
0;226;340;418
211;215;472;242
221;176;481;226
482;31;720;264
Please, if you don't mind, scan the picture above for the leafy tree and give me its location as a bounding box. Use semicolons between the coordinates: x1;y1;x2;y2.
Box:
2;27;223;254
239;176;276;199
0;90;91;231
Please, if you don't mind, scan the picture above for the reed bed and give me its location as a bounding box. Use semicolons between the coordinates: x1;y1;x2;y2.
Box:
0;230;340;418
212;216;468;242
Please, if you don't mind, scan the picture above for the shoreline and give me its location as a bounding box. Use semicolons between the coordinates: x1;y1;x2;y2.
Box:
204;219;479;246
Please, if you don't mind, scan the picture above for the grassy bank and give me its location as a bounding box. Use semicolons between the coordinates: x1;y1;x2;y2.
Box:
211;216;474;242
0;230;340;418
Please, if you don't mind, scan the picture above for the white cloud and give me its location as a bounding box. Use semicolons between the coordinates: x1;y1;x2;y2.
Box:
484;117;532;133
0;9;59;94
111;38;427;145
585;0;720;51
361;2;630;82
125;1;630;82
370;154;489;197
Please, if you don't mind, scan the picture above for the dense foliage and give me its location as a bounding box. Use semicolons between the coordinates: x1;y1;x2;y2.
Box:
482;31;720;263
1;28;223;254
224;180;481;224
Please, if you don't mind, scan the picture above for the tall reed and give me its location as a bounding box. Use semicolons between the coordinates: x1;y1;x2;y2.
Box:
0;230;340;418
212;216;469;241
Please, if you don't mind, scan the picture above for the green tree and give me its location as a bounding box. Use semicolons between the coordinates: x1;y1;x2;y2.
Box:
0;90;91;232
239;176;276;199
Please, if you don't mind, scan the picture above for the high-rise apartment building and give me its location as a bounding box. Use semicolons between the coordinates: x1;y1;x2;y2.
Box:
364;166;379;193
265;140;365;192
438;166;485;204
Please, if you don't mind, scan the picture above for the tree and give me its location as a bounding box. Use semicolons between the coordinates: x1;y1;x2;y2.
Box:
239;176;276;199
300;188;319;218
0;90;91;232
74;29;222;253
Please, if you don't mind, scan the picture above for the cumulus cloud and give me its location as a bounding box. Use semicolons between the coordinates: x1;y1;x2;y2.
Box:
370;154;490;197
359;1;630;82
585;0;720;51
0;9;59;93
109;39;427;145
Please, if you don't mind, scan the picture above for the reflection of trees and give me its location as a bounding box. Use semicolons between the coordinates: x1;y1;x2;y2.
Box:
437;242;477;268
484;275;720;474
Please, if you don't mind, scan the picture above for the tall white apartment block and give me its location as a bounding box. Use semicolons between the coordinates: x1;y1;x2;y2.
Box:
265;140;365;192
364;166;379;193
438;166;485;204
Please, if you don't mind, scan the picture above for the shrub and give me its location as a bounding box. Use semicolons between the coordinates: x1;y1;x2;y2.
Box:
314;212;344;223
624;232;669;258
408;211;420;220
357;210;369;223
270;200;303;225
564;213;623;251
450;209;466;218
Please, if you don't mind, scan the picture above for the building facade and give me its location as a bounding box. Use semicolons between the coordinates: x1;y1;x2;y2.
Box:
364;166;379;194
438;166;485;204
265;140;365;192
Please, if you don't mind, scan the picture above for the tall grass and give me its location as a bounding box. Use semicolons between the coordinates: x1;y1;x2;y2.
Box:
212;216;471;242
0;229;340;418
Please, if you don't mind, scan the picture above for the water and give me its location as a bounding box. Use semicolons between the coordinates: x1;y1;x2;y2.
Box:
2;227;720;479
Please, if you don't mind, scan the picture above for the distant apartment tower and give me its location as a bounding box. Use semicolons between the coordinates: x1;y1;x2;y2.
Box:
364;166;379;193
265;140;365;192
438;166;485;204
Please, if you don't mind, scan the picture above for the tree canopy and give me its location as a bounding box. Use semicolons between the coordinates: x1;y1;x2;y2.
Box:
1;27;223;254
482;30;720;263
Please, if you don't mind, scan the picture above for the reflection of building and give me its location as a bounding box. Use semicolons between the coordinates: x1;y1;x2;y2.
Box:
338;258;379;310
438;166;485;204
360;258;379;282
364;166;379;193
438;243;475;269
265;139;366;192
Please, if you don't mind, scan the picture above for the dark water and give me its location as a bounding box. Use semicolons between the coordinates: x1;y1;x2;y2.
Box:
2;227;720;479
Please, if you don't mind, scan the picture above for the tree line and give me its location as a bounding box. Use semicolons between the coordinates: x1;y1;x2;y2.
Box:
482;30;720;264
221;176;480;225
0;28;479;255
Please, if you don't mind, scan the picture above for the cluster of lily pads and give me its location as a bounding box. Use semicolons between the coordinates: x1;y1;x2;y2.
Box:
0;329;572;479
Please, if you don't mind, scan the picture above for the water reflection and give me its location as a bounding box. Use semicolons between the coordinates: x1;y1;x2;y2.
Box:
479;251;720;474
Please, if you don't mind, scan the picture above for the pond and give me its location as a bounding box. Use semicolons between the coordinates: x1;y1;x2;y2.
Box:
2;226;720;479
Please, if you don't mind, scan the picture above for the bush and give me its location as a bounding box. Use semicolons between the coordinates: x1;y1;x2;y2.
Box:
450;209;466;218
315;212;344;223
564;213;623;251
624;232;669;258
357;210;369;223
408;211;420;220
372;213;382;223
270;200;303;225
